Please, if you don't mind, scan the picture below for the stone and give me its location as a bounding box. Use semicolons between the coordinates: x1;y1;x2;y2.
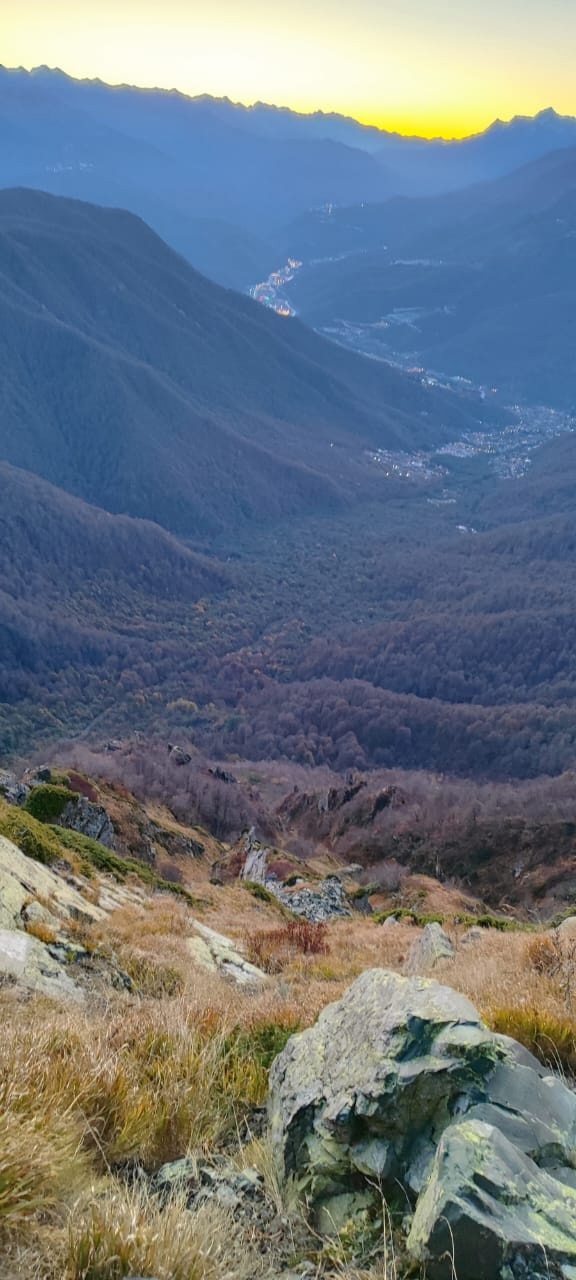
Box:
275;875;351;923
187;921;267;986
381;915;400;929
268;969;503;1222
405;922;454;972
21;899;62;933
58;797;116;849
168;745;192;766
407;1118;576;1280
0;927;84;1002
268;968;576;1247
151;1155;311;1267
0;769;29;806
0;834;105;929
558;917;576;942
462;926;485;945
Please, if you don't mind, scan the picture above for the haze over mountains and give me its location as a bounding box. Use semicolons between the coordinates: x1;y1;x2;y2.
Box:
0;188;502;538
285;146;576;407
1;67;576;781
3;65;576;287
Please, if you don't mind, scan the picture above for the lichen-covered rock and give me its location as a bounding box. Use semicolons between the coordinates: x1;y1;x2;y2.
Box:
405;922;454;972
0;834;105;928
407;1118;576;1280
187;921;267;986
0;927;84;1003
268;969;502;1222
558;916;576;941
268;968;576;1249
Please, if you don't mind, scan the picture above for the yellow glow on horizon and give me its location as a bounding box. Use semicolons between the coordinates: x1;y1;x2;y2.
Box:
4;0;576;142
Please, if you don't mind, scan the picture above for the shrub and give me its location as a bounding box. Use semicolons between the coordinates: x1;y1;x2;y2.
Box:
525;932;561;975
67;771;99;802
244;880;277;904
247;920;328;973
0;800;62;866
487;1006;576;1076
24;783;76;824
454;912;528;933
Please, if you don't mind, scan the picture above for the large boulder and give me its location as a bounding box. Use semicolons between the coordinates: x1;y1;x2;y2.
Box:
268;969;503;1223
408;1119;576;1280
58;796;116;848
268;968;576;1265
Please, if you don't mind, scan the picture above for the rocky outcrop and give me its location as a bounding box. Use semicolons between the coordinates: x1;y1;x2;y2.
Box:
168;744;192;766
58;796;116;849
0;834;105;929
274;875;352;924
0;769;29;806
268;969;576;1275
405;921;455;972
0;927;85;1003
187;921;267;987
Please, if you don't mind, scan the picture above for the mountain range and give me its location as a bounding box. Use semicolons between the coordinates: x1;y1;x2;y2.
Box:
1;150;576;779
285;146;576;407
0;188;504;537
3;66;576;288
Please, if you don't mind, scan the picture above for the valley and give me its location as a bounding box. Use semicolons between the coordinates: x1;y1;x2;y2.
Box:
3;47;576;1280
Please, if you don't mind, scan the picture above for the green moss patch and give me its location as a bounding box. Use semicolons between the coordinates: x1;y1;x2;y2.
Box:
24;783;76;824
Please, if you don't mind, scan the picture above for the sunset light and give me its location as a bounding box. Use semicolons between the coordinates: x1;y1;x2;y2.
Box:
4;0;576;136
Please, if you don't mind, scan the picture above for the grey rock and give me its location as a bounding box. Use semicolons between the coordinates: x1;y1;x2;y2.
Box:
269;968;576;1249
0;770;29;806
0;834;105;929
558;917;576;942
58;797;116;849
21;899;62;932
0;927;84;1003
153;1157;267;1223
268;969;503;1221
462;926;485;945
381;914;400;929
187;921;267;986
405;921;454;972
168;745;192;766
275;874;351;923
407;1118;576;1280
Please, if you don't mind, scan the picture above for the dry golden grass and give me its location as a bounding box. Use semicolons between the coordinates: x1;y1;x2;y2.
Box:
24;919;59;945
4;851;576;1280
65;1186;270;1280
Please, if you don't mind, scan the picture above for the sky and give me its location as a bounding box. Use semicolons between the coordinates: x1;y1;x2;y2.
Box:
3;0;576;138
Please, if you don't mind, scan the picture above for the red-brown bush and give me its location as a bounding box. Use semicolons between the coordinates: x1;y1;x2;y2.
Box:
247;920;329;973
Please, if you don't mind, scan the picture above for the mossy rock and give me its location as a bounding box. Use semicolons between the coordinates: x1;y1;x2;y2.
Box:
24;783;76;824
0;800;63;866
0;799;205;906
